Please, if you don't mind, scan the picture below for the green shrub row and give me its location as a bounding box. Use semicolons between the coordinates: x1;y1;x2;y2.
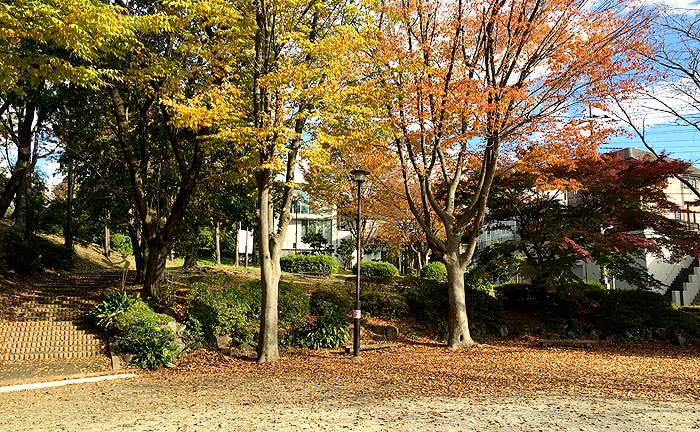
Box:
406;281;507;331
310;289;353;317
280;254;339;276
187;279;309;344
285;310;350;349
352;261;399;277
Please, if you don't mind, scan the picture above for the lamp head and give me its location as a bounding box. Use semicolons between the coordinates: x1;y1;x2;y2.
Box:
350;169;370;183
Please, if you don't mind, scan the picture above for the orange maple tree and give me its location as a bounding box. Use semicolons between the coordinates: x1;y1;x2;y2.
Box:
368;0;652;348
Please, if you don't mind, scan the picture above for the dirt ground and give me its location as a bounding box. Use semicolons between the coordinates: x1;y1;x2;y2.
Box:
1;341;699;431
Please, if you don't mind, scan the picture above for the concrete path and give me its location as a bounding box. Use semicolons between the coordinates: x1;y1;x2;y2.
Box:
1;373;698;431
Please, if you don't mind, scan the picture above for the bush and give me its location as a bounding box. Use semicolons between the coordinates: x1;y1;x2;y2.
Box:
587;289;700;337
406;281;506;330
360;290;409;321
310;289;353;317
352;261;399;278
110;233;133;255
243;280;309;328
91;291;135;331
38;239;75;270
493;282;537;308
186;282;260;343
181;315;206;352
280;254;339;276
286;310;350;349
113;299;177;369
0;231;40;274
420;262;447;282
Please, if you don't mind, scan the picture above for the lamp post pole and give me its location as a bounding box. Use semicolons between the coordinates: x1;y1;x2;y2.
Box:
350;169;369;360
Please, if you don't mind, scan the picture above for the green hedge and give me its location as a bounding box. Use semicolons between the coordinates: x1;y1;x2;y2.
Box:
360;290;409;320
420;262;447;282
187;281;260;343
406;281;506;330
280;254;339;276
187;279;309;343
352;261;399;277
587;289;700;337
310;289;353;317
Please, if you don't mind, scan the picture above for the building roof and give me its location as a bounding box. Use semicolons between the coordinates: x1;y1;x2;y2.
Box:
608;147;700;176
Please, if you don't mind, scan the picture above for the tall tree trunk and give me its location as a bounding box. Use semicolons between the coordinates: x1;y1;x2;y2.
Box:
13;164;29;234
444;254;475;349
104;225;111;257
143;241;169;297
244;226;250;267
64;162;74;249
215;221;221;266
256;170;280;363
235;221;241;267
128;214;145;283
0;99;35;219
108;86;203;298
183;254;198;268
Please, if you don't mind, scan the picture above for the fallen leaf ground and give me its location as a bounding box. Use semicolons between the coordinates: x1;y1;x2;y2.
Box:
155;338;700;402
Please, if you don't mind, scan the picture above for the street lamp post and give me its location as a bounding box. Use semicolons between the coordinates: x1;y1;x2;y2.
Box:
350;169;370;360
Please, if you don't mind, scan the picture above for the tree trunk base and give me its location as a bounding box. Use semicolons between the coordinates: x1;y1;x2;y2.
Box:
447;337;476;349
256;349;280;364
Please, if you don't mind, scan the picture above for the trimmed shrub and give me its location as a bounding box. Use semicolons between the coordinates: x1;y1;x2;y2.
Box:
360;290;409;321
310;289;353;317
181;315;206;352
243;280;309;328
406;281;506;330
587;289;700;337
420;262;447;282
493;282;537;308
280;253;339;276
186;282;260;343
113;299;177;369
352;261;399;277
110;233;133;255
286;310;350;349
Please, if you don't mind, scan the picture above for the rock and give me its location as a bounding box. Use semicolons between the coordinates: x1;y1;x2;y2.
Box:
385;325;399;339
370;325;386;336
589;329;600;339
517;332;529;340
121;353;134;364
642;328;653;340
207;333;233;350
672;329;688;346
604;335;615;342
164;321;178;333
622;331;634;341
399;326;412;335
175;323;187;336
495;325;508;338
173;337;186;353
652;328;669;340
236;343;256;357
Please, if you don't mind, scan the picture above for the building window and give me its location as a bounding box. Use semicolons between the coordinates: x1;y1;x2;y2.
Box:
301;220;332;240
675;211;682;221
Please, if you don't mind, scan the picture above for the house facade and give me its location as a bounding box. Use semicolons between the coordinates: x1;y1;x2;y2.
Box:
571;148;700;306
